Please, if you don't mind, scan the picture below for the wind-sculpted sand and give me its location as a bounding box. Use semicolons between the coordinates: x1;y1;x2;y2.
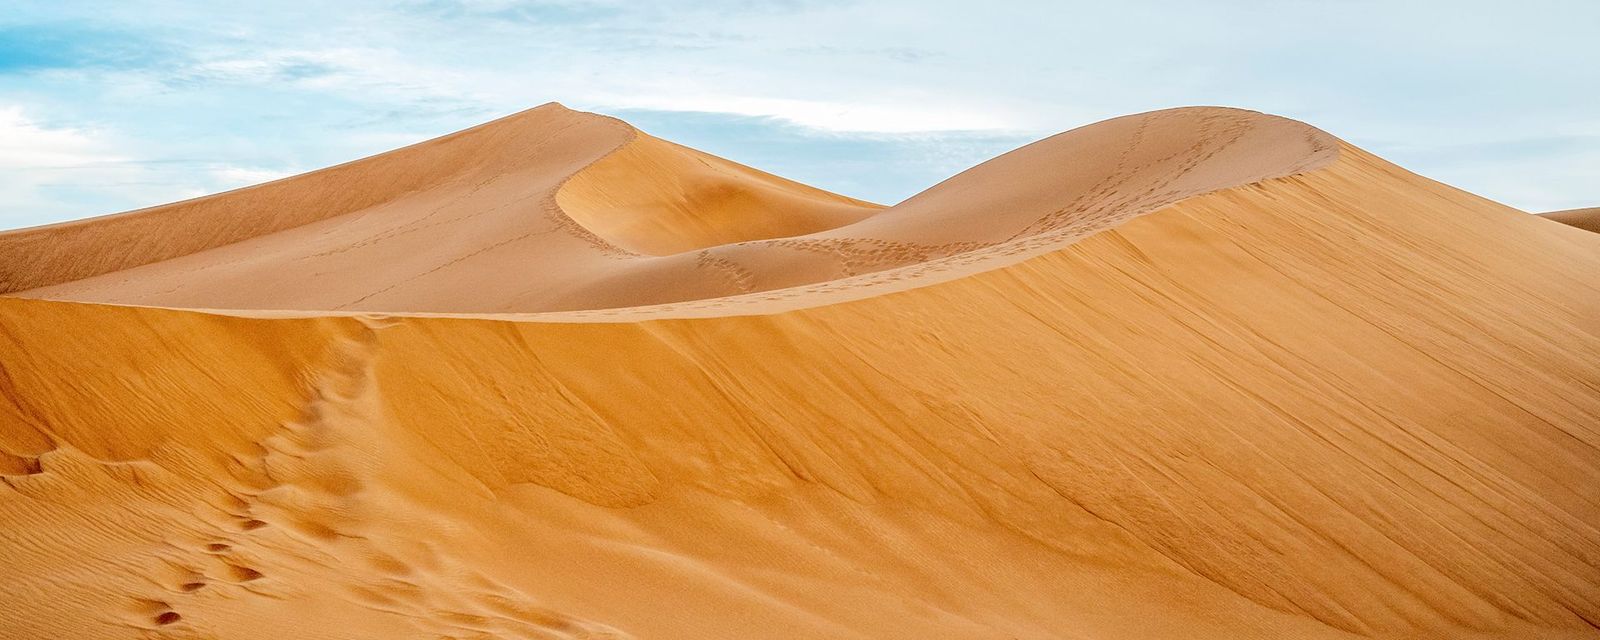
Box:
1;104;1335;315
1;105;1597;639
1542;207;1600;234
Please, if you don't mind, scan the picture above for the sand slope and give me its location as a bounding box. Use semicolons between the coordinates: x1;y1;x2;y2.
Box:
3;105;1334;314
1;106;1599;640
1542;207;1600;234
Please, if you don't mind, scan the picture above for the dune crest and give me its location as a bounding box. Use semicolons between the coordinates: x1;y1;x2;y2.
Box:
2;106;1599;640
4;106;1335;315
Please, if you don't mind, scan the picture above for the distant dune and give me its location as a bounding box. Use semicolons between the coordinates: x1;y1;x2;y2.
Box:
0;104;1336;314
1542;206;1600;233
1;105;1597;640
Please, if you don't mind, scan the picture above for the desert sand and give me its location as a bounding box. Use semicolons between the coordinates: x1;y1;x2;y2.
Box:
1543;207;1600;234
1;104;1598;639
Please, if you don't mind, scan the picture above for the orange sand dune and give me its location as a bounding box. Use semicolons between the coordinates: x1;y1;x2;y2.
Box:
1;104;1334;314
2;105;1599;640
1542;207;1600;234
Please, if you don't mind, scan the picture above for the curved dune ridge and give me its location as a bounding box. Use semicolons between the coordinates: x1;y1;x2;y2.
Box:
2;106;1600;640
2;104;1336;316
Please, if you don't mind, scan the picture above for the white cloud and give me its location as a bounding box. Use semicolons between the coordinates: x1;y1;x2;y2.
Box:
0;105;303;229
0;106;126;169
0;107;145;228
210;165;296;187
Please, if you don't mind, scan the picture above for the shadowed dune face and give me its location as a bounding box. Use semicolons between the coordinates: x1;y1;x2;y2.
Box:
2;106;1600;640
3;106;1336;314
1542;207;1600;234
555;132;885;255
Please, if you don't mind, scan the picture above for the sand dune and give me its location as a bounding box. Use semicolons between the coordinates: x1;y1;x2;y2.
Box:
2;105;1598;639
2;104;1334;314
1542;207;1600;234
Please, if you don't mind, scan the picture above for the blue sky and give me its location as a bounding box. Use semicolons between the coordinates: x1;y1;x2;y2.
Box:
1;0;1596;230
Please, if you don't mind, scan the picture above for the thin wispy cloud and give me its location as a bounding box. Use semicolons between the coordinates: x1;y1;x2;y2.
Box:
1;0;1596;229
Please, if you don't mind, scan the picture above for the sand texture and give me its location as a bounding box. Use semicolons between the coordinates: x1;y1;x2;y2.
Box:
1;105;1598;639
1542;207;1600;234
